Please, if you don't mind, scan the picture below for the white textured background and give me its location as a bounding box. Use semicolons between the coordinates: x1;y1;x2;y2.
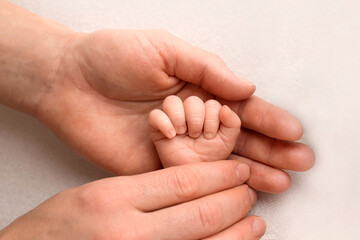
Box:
1;0;360;239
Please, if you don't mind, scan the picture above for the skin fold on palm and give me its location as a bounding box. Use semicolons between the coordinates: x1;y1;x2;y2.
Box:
35;29;315;193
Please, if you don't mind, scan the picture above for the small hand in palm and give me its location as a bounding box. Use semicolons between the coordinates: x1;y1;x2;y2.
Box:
36;29;314;193
149;95;241;167
38;30;253;175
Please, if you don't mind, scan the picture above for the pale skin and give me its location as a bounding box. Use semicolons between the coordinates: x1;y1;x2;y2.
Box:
0;0;315;190
0;161;265;240
149;95;242;167
0;0;315;239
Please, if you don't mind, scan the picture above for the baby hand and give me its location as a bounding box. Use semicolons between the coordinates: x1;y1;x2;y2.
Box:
149;95;241;167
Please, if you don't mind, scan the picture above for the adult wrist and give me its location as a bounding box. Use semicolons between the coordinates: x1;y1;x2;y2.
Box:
0;1;78;116
0;216;32;240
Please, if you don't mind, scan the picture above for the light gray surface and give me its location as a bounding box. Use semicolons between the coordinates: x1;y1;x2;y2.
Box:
1;0;360;239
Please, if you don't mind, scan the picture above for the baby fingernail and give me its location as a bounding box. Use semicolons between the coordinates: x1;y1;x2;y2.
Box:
168;129;176;138
190;132;200;138
205;132;213;139
177;126;186;134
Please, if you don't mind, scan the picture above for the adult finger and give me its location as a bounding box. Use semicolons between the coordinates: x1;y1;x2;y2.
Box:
219;95;304;141
124;161;250;211
228;154;291;193
150;31;256;100
148;185;256;240
184;96;205;138
162;95;187;134
234;128;315;172
204;216;266;240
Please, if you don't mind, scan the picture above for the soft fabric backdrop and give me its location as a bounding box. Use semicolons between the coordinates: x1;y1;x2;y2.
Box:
1;0;359;239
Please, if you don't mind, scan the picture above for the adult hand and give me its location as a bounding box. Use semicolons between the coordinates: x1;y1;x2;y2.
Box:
38;29;314;193
0;1;315;193
0;161;265;240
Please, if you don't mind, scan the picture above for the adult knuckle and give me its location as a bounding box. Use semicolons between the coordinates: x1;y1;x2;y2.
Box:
237;186;252;211
171;168;200;200
237;230;248;240
256;105;274;130
82;184;105;202
78;183;97;200
77;185;104;212
76;181;118;212
195;200;223;231
216;164;235;185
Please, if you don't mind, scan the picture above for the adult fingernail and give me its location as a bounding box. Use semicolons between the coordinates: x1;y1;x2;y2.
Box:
248;187;257;206
252;217;266;238
239;76;255;86
236;164;250;183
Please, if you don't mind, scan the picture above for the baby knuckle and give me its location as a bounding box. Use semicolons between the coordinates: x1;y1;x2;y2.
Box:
170;112;185;122
171;168;200;200
189;117;204;125
148;109;161;120
205;118;219;126
185;95;203;104
164;95;181;104
205;99;221;108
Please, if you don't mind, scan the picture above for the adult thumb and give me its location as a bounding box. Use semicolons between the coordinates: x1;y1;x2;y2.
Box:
151;31;256;100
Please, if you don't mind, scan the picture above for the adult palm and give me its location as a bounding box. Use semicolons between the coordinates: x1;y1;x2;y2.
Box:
37;30;314;193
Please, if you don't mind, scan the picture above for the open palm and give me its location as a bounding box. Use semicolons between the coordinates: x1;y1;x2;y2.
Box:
36;30;314;193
